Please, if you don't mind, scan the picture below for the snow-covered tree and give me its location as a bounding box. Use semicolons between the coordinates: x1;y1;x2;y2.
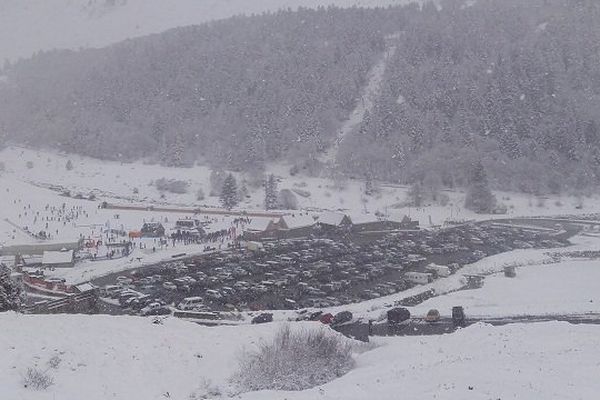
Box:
464;160;496;213
0;265;21;312
264;174;278;210
278;189;298;210
238;180;249;202
407;182;424;207
220;174;239;210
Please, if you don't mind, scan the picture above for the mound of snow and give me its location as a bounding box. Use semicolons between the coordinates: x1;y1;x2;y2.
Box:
1;313;599;399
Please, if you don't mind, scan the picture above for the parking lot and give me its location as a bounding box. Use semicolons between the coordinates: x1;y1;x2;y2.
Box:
93;221;569;316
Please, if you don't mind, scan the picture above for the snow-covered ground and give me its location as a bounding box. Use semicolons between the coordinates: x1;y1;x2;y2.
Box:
1;313;599;400
2;145;600;285
3;146;600;231
0;0;419;63
261;234;600;321
410;259;600;318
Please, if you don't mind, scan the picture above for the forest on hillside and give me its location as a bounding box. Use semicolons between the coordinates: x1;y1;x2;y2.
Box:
339;0;600;195
0;6;401;171
1;0;599;195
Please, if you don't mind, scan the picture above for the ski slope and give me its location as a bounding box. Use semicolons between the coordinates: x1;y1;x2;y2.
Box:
0;0;419;63
322;32;402;164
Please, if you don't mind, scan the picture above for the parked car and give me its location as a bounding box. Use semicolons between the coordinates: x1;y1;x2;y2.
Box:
162;281;177;290
332;311;353;326
319;313;334;325
251;313;273;324
452;306;466;327
425;309;441;322
177;296;204;311
141;303;171;316
387;307;411;324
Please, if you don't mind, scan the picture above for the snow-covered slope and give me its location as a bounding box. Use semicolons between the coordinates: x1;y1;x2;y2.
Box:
0;0;418;63
3;146;600;232
1;313;599;400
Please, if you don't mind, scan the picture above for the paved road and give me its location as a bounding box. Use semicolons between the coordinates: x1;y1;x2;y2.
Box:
343;313;600;340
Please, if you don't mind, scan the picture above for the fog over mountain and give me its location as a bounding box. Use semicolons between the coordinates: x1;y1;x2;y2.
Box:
1;0;599;195
0;0;416;62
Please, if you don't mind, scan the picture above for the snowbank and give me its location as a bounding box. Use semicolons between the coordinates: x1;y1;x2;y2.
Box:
1;313;599;400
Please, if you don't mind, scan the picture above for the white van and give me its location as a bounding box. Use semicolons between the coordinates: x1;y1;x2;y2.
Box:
177;296;204;311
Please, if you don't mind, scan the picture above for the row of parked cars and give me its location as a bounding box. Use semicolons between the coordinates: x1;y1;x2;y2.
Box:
101;222;565;316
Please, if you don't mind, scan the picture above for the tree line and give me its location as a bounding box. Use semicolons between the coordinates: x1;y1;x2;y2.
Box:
1;0;599;194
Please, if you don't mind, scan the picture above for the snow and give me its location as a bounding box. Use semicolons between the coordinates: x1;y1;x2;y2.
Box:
41;250;73;266
1;313;599;399
280;213;316;229
318;211;349;226
2;145;600;285
0;0;419;63
411;259;600;318
322;32;401;164
240;322;600;400
309;234;600;320
244;218;277;232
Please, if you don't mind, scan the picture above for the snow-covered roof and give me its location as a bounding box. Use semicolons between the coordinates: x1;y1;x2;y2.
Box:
245;218;277;232
318;212;351;227
75;283;95;293
42;250;74;265
280;214;316;229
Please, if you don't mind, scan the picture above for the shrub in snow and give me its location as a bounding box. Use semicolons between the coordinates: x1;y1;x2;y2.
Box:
65;159;73;170
22;367;54;390
47;355;62;369
196;188;205;201
231;325;355;392
189;378;223;399
26;160;34;169
154;178;189;194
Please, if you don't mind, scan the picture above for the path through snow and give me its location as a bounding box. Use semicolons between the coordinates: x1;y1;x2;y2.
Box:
322;32;402;165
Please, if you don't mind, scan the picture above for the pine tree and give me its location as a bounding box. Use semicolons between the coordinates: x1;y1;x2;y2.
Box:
170;133;185;167
238;180;249;202
220;174;239;210
65;159;73;171
0;265;21;312
408;182;424;207
265;174;278;210
464;160;496;213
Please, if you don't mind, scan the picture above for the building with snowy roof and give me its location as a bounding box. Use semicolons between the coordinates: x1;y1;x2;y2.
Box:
41;250;74;268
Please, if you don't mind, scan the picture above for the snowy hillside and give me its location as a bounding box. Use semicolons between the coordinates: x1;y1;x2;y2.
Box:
1;313;599;400
0;0;417;62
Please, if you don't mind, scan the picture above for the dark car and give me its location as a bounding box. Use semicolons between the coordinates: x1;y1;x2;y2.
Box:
332;311;353;326
251;313;273;324
452;306;466;327
387;307;411;324
142;306;171;316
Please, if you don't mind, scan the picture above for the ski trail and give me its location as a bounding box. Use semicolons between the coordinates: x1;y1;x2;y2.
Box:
322;32;402;165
